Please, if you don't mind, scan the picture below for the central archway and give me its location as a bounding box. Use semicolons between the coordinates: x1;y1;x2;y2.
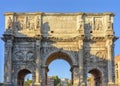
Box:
45;51;75;85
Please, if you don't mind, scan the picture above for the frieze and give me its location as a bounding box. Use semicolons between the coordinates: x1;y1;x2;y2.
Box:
44;35;84;42
14;37;36;42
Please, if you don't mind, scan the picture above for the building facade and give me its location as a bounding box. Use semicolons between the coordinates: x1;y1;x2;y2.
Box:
61;78;71;86
115;55;120;85
2;12;117;86
47;76;54;86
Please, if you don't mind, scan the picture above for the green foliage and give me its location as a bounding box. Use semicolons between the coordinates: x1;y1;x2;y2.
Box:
52;76;61;86
57;83;62;86
67;81;72;86
24;79;32;86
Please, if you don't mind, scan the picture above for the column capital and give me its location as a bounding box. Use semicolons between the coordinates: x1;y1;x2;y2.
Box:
106;39;113;46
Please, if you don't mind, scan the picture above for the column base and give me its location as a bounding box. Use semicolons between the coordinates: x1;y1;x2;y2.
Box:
34;83;41;86
107;82;115;86
4;82;12;86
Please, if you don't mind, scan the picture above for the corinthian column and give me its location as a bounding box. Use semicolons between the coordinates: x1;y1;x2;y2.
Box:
34;40;41;86
4;40;13;86
78;40;84;86
107;40;115;85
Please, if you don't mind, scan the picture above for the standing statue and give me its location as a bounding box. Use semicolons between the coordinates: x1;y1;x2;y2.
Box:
7;17;13;29
36;16;40;28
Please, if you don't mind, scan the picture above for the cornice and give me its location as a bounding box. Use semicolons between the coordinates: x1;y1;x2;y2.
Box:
14;37;41;42
4;12;114;16
84;35;117;42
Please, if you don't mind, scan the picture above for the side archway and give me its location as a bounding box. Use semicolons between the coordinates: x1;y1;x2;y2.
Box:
17;69;33;86
87;68;102;86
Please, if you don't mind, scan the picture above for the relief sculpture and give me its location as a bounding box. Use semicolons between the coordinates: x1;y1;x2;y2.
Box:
36;16;40;29
95;18;103;30
26;51;34;61
77;16;84;31
3;12;115;86
15;51;24;61
7;17;13;29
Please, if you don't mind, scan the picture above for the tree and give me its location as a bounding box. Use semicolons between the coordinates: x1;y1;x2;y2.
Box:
67;81;72;86
24;79;32;86
52;76;61;86
57;83;62;86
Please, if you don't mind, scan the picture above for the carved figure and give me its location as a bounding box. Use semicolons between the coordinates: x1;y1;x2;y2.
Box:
30;23;35;30
26;17;30;28
15;51;24;60
77;20;84;31
15;21;21;30
36;16;40;28
95;19;102;30
107;21;112;29
26;52;34;61
7;17;13;29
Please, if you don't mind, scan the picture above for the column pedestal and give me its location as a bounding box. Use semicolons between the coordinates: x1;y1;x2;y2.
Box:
107;82;115;86
107;40;115;86
4;83;12;86
34;83;41;86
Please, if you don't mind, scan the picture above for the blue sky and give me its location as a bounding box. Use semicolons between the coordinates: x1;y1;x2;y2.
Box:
0;0;120;82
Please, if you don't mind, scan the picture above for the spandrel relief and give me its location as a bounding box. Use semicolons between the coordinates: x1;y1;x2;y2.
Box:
96;51;106;60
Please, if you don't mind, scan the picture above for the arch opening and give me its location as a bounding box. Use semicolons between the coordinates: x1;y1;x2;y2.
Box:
87;69;102;86
46;51;73;66
17;69;32;86
45;51;73;86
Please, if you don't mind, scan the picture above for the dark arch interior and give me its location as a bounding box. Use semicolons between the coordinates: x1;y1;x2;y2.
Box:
17;69;31;86
88;69;102;86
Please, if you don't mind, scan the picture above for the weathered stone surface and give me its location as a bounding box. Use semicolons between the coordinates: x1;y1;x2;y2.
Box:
2;12;117;86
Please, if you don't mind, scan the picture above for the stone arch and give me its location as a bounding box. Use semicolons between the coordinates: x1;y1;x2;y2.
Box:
43;50;77;85
15;64;35;77
17;68;33;86
87;68;103;86
44;50;76;66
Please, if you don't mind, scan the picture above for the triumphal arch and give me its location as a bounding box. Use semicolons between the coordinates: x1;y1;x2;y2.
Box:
2;12;117;86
